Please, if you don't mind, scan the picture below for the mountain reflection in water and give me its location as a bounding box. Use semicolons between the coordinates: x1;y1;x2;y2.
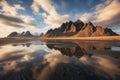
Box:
0;40;120;80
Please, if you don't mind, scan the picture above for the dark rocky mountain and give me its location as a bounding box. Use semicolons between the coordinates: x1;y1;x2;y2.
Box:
7;31;33;37
7;32;19;37
43;20;118;37
23;31;33;37
40;33;44;37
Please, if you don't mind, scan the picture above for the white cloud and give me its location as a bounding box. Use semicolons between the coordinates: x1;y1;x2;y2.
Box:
31;1;40;13
0;21;39;37
45;14;69;27
78;0;120;28
14;4;25;10
19;15;34;23
78;13;92;22
0;0;25;16
0;0;40;37
0;0;34;23
32;0;57;15
94;0;120;23
31;0;70;27
41;12;47;18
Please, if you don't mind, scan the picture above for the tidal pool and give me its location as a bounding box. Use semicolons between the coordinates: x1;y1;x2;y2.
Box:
0;40;120;80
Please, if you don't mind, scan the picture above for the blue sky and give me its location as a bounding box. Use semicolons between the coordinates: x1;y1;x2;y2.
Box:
0;0;120;37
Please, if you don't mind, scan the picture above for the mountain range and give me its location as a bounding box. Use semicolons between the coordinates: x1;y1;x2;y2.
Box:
43;20;118;37
7;31;33;37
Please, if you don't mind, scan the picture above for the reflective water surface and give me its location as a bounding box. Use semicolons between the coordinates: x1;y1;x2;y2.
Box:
0;40;120;80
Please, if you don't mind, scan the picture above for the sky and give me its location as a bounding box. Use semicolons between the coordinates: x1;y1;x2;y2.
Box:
0;0;120;37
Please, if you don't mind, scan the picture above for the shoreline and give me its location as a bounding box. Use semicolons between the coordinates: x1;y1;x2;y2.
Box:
0;36;120;44
41;36;120;41
0;37;40;45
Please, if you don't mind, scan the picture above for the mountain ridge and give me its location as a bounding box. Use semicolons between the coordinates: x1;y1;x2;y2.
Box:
7;31;33;37
43;19;118;37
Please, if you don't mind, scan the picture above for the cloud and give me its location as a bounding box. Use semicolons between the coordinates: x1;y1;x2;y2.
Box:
0;14;39;37
31;1;40;13
0;0;25;16
78;0;120;28
14;4;25;10
0;0;38;25
41;12;47;18
31;0;70;27
0;14;25;28
0;0;40;37
94;0;120;23
0;14;24;23
0;14;38;28
19;15;35;23
78;13;92;22
45;14;69;27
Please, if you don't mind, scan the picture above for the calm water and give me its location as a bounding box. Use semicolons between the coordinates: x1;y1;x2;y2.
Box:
0;40;120;80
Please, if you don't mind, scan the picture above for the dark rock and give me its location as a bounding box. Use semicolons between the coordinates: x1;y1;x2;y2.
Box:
7;31;33;37
40;33;44;37
43;20;118;37
74;19;84;32
105;28;118;36
75;22;95;37
23;31;33;37
7;32;19;37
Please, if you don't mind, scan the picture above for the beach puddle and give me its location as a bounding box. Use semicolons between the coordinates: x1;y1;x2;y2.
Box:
0;40;120;80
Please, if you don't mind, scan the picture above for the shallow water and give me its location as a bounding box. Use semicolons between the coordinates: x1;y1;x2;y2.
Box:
0;40;120;80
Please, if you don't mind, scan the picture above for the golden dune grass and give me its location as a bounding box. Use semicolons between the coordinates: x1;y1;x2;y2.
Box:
41;36;120;41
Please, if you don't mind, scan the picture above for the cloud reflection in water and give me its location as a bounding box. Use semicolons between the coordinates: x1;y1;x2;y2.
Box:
0;41;120;80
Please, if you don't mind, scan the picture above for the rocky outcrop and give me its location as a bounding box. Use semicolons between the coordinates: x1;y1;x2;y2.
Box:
43;20;118;37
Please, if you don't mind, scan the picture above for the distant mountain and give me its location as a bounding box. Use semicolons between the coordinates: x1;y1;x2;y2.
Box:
7;32;19;37
7;31;33;37
43;19;118;37
40;33;44;37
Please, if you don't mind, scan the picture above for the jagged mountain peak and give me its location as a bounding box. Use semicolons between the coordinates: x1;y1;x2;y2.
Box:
75;19;83;23
7;32;19;37
43;20;118;37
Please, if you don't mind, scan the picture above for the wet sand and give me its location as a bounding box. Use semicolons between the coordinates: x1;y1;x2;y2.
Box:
0;40;120;80
0;37;39;45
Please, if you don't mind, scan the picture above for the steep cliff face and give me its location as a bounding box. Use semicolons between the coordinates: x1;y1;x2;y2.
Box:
43;20;84;37
74;22;95;37
43;20;118;37
105;28;118;36
75;22;118;37
91;26;107;36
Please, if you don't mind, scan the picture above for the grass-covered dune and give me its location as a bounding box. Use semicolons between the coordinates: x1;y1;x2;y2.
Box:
41;36;120;41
